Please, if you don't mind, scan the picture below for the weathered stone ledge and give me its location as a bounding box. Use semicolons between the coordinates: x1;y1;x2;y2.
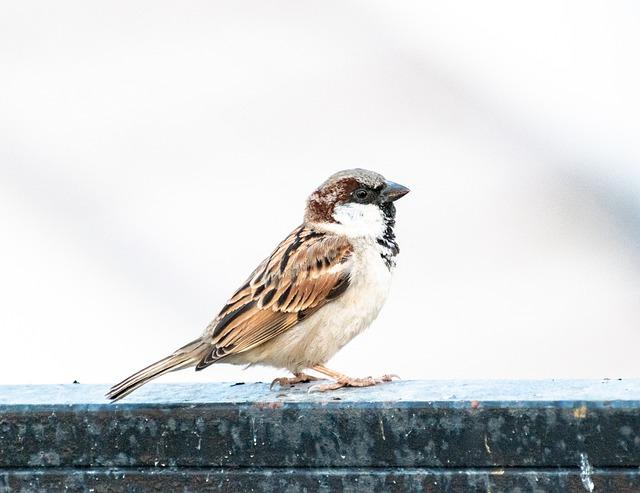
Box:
1;379;639;492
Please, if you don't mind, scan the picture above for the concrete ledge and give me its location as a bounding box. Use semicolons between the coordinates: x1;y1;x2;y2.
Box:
1;379;639;491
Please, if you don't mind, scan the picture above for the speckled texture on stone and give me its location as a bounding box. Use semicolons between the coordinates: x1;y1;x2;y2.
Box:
3;468;640;493
1;380;639;492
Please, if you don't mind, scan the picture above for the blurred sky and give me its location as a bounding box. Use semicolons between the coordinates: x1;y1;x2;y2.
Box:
1;1;639;386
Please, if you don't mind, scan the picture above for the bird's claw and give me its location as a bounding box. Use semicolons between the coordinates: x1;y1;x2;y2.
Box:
308;373;400;393
270;373;319;390
379;373;401;382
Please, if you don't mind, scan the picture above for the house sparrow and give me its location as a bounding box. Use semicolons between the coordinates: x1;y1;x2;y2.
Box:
107;169;409;401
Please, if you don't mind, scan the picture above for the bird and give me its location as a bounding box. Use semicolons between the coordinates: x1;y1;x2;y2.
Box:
106;168;409;401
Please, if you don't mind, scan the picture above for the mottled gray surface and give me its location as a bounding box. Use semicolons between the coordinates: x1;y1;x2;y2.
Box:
1;380;639;492
3;468;640;493
1;379;638;407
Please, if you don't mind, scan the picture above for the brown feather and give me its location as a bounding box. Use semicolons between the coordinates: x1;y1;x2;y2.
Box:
195;225;353;370
105;338;210;402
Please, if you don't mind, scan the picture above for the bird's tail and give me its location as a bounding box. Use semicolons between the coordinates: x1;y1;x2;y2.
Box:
106;338;209;402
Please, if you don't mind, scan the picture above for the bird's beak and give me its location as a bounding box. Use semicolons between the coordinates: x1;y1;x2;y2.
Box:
381;180;410;202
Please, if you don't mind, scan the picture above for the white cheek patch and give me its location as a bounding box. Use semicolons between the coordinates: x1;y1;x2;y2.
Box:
330;203;386;238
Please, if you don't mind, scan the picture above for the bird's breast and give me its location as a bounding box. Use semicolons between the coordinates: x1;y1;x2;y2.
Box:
249;239;394;370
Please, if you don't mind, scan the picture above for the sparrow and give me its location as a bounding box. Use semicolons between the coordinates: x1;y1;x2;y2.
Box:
107;169;409;401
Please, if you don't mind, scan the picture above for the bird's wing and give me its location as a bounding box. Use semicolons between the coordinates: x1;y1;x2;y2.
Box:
196;225;353;370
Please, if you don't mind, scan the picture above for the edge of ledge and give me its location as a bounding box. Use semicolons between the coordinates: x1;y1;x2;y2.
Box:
1;378;639;408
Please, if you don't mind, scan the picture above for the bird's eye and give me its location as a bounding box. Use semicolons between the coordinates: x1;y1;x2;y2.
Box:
354;188;369;201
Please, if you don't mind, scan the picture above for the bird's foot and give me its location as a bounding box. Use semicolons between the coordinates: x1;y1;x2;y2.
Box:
308;374;400;393
270;372;319;390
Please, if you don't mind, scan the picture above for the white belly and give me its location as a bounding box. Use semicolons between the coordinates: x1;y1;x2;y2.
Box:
244;240;393;371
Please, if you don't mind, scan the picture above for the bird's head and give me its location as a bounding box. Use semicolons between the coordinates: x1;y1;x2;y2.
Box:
304;168;409;238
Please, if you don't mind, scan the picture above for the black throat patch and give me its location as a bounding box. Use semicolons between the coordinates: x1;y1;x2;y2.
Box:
376;203;400;269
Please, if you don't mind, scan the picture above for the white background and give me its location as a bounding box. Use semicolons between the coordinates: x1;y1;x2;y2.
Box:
1;1;639;386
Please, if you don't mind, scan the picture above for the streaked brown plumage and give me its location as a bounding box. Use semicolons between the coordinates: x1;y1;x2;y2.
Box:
107;169;409;401
198;226;353;368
